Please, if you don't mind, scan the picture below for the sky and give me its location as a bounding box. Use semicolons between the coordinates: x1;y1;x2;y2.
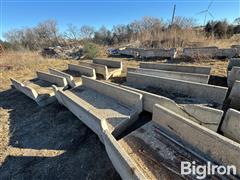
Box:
0;0;240;40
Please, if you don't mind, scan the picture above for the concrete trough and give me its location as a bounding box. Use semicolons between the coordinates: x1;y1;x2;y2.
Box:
49;64;96;87
228;81;240;109
215;48;237;58
127;72;228;107
102;107;229;179
108;82;223;132
128;67;210;84
139;48;176;59
221;108;240;143
10;71;67;106
79;60;122;80
152;104;240;177
53;76;143;140
140;62;211;75
183;46;218;58
227;67;240;88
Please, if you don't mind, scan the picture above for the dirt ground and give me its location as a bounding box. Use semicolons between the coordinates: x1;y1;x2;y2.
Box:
0;52;228;179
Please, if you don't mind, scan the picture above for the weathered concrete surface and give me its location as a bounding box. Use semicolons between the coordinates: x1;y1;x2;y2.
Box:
215;48;237;58
107;114;231;179
49;65;96;87
229;81;240;109
49;68;75;87
128;67;210;84
228;58;240;71
139;48;176;59
36;71;68;87
109;82;223;132
140;62;211;75
183;46;218;58
79;62;108;79
152;104;240;176
127;72;228;107
182;104;223;132
93;58;123;69
54;77;143;139
10;78;56;106
221;108;240;143
227;67;240;87
93;58;122;78
79;61;121;80
102;128;146;180
232;45;240;56
68;64;96;78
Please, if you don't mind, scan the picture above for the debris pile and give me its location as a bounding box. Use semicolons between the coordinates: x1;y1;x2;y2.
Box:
41;45;84;60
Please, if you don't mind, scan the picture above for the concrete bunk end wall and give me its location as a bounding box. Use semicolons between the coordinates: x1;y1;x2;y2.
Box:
36;71;68;87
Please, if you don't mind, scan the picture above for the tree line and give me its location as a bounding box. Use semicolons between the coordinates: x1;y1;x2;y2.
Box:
1;16;240;50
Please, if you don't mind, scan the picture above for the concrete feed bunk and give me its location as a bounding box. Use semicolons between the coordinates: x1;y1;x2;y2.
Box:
49;64;96;87
140;62;211;75
102;104;237;179
128;67;210;84
53;76;142;140
10;71;68;106
79;58;122;80
227;67;240;88
108;82;224;132
152;104;240;177
127;72;228;108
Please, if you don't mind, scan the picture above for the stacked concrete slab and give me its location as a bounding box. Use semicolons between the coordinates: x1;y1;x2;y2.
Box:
11;71;68;106
49;64;96;87
54;76;142;140
79;58;122;80
128;67;210;84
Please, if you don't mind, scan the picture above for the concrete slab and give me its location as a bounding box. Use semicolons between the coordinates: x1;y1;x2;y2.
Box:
221;108;240;143
229;81;240;109
183;46;218;58
227;67;240;88
152;104;240;176
127;72;228;107
93;58;123;69
54;76;143;139
68;64;96;78
128;67;210;84
140;62;211;75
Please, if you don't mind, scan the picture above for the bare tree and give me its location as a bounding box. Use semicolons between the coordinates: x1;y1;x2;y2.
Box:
80;25;94;40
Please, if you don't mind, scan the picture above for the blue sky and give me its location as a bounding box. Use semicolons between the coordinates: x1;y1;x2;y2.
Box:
0;0;240;40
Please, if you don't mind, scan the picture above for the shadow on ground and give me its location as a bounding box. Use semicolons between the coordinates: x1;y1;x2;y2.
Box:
0;88;121;180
